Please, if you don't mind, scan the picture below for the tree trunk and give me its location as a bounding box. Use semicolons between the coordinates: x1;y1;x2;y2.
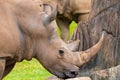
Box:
72;0;120;80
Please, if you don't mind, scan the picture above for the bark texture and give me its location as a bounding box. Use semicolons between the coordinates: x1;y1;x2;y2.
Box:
72;0;120;80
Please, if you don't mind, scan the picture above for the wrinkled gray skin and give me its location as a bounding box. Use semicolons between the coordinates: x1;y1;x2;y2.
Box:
42;0;91;42
0;0;103;79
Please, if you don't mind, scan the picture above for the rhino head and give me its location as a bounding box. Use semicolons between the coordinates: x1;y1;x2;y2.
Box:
11;0;104;79
33;7;105;79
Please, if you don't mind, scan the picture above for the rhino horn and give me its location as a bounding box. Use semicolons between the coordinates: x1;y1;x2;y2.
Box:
75;31;105;67
67;39;80;51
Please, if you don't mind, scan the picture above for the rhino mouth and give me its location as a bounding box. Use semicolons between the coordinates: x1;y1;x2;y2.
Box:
63;71;78;79
56;70;78;79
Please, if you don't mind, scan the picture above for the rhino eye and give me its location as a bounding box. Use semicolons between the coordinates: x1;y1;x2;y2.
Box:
58;49;64;56
40;4;42;7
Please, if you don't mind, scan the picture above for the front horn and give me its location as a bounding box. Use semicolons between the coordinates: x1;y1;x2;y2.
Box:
74;31;105;67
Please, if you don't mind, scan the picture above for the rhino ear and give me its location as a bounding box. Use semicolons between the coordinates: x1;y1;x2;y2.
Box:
67;39;80;51
43;5;57;25
43;4;52;15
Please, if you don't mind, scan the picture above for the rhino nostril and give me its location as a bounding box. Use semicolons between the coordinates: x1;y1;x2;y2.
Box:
64;71;78;78
70;71;78;75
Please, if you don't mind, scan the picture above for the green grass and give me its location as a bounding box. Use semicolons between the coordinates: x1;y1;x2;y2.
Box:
3;22;77;80
4;59;52;80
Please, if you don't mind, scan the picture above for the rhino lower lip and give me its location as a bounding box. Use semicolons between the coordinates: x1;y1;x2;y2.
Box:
52;72;77;79
63;71;78;79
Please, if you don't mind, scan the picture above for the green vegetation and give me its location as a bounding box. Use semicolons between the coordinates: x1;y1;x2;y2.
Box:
69;21;77;37
4;59;52;80
4;22;77;80
57;21;77;39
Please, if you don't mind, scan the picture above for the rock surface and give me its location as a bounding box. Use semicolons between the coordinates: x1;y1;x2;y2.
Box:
46;76;91;80
71;0;120;80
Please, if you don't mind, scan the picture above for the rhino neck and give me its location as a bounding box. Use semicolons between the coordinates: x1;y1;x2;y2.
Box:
15;35;36;62
23;36;37;61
